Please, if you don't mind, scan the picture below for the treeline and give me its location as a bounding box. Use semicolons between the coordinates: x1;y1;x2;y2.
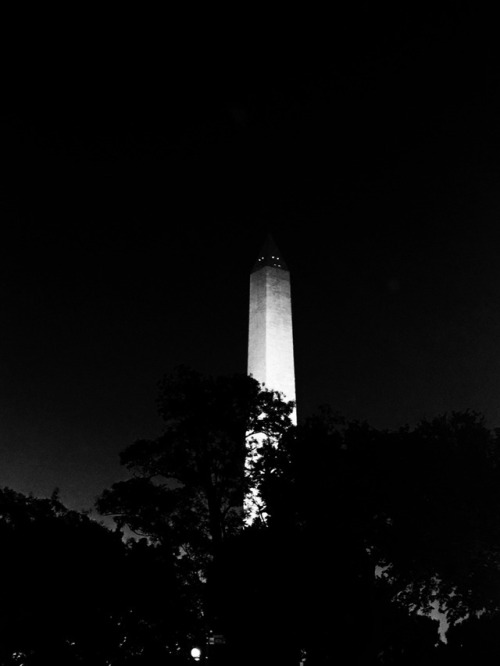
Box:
0;488;197;665
2;367;500;664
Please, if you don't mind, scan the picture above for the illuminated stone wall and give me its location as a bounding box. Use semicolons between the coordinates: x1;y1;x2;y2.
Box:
248;264;296;423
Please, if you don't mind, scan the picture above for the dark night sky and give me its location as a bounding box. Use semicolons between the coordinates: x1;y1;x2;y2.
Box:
2;8;500;514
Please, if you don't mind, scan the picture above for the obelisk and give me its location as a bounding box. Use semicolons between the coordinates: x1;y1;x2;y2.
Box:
247;234;296;422
245;235;296;523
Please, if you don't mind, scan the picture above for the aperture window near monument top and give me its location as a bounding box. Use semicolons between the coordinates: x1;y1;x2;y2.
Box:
251;235;289;272
254;254;287;270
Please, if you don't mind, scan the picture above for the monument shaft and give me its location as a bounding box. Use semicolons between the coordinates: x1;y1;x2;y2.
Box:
247;238;296;423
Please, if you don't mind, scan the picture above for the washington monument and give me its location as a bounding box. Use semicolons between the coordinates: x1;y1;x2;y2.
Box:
247;234;297;422
245;234;296;522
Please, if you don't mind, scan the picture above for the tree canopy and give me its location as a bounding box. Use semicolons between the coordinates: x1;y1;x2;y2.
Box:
94;370;500;663
247;407;500;662
97;366;294;567
0;487;197;665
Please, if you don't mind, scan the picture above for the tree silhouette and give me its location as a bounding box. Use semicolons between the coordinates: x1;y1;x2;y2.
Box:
95;369;500;663
250;408;500;663
97;367;293;566
362;410;500;626
445;613;500;664
0;487;195;665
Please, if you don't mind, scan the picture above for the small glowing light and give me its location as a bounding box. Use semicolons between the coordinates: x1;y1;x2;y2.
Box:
191;647;202;661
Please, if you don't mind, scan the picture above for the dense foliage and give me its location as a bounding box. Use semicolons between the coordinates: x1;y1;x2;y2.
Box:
258;408;500;621
247;407;500;663
97;367;293;564
4;369;500;664
0;488;196;665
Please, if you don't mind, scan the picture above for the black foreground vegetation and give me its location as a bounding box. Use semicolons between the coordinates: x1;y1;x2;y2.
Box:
2;368;500;664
